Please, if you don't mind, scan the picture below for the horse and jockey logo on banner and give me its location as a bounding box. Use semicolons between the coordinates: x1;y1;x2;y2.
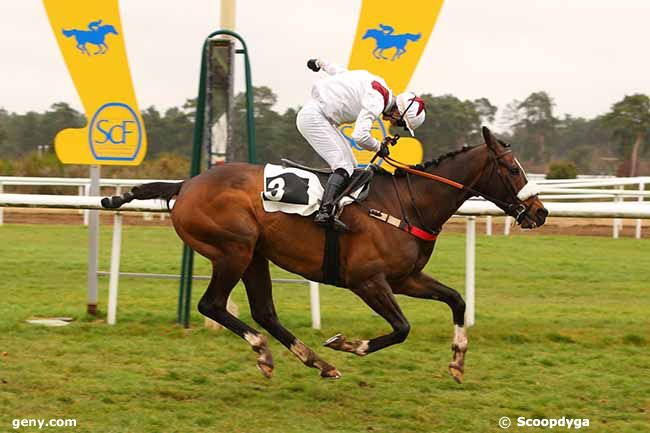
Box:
362;24;421;61
62;20;119;56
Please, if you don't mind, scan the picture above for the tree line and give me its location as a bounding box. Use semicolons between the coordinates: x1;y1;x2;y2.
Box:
1;89;648;177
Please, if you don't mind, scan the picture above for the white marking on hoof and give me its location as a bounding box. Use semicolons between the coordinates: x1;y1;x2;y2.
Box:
453;325;468;351
290;340;312;363
353;340;369;356
244;332;265;348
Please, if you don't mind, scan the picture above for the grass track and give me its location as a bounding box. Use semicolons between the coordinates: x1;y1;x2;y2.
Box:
0;224;648;432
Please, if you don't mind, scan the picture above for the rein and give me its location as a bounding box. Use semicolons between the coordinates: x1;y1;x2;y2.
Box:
381;150;531;223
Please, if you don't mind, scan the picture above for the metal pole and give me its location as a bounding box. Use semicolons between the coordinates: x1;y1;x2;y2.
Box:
636;182;644;239
309;281;321;329
221;0;236;30
177;243;189;324
183;245;195;328
107;212;122;325
87;165;100;315
465;216;476;327
83;184;90;226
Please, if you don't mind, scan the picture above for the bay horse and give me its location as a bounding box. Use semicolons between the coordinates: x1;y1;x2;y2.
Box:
103;127;547;383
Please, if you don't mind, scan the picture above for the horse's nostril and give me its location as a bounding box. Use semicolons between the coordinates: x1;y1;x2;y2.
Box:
538;208;549;219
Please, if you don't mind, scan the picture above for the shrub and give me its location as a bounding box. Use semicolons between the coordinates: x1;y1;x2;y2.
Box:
546;160;577;179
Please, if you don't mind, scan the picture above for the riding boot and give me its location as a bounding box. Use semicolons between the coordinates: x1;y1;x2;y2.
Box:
314;168;350;231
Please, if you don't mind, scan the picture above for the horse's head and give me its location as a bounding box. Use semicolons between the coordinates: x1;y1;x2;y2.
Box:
100;24;119;36
362;29;378;40
476;126;548;229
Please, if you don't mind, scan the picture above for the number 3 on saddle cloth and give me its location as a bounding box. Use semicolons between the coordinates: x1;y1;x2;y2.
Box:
260;162;372;217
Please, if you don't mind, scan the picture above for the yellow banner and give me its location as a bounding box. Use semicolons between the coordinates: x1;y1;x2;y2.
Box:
347;0;444;169
43;0;146;165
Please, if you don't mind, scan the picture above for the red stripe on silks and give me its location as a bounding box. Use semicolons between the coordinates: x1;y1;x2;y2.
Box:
371;80;389;110
409;96;426;115
408;225;438;241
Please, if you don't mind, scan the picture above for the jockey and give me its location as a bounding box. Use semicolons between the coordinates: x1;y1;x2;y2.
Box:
88;20;102;31
297;58;426;231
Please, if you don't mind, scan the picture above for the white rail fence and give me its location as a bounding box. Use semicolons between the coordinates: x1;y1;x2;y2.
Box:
2;192;650;329
2;175;647;238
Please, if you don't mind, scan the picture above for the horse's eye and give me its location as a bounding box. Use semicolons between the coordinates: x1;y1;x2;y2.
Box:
509;167;520;175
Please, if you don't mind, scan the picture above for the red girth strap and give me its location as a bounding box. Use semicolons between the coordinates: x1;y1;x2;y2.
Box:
369;209;438;242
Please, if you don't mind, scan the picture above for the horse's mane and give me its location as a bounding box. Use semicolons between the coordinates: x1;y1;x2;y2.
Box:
376;144;480;177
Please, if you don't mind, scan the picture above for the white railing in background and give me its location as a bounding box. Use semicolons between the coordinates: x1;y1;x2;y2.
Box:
2;193;650;329
0;176;180;226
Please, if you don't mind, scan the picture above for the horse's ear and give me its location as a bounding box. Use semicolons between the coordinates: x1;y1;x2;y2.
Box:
482;126;498;149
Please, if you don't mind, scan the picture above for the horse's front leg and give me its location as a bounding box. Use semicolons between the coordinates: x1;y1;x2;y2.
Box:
324;273;411;356
392;272;468;383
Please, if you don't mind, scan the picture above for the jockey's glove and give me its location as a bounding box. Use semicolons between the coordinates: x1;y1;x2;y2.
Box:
378;141;390;158
307;59;321;72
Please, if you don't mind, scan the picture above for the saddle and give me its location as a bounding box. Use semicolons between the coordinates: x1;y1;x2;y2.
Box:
280;158;375;203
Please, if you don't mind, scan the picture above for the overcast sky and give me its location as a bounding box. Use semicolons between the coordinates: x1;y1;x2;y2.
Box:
1;0;648;126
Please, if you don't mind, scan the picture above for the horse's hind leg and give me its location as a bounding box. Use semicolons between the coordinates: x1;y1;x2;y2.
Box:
198;253;274;378
324;273;411;356
391;272;468;383
242;254;341;378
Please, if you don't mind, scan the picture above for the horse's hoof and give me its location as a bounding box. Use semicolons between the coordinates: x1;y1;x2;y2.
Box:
323;333;344;349
256;361;274;379
448;362;464;384
320;367;342;379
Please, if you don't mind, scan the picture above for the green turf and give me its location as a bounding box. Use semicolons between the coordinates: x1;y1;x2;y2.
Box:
0;224;648;432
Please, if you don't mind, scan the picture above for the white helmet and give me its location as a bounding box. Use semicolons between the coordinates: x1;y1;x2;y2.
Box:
395;92;426;136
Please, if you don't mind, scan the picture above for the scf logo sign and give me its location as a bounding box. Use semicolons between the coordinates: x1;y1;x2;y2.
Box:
89;102;143;161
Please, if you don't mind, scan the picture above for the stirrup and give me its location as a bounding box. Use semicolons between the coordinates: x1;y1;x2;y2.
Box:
314;211;349;232
330;217;349;232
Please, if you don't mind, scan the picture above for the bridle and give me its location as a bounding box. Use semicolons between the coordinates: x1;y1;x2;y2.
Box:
382;143;539;225
487;146;539;224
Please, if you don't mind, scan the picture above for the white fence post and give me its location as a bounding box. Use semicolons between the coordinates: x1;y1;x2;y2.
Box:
636;182;644;239
107;212;123;325
613;185;623;239
465;216;476;327
0;182;3;225
309;281;321;329
503;216;512;236
485;216;492;236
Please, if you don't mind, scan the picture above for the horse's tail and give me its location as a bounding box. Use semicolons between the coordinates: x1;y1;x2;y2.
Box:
101;181;184;211
62;29;76;38
406;33;422;41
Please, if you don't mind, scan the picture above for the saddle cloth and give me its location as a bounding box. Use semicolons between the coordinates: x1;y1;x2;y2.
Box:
261;164;370;216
